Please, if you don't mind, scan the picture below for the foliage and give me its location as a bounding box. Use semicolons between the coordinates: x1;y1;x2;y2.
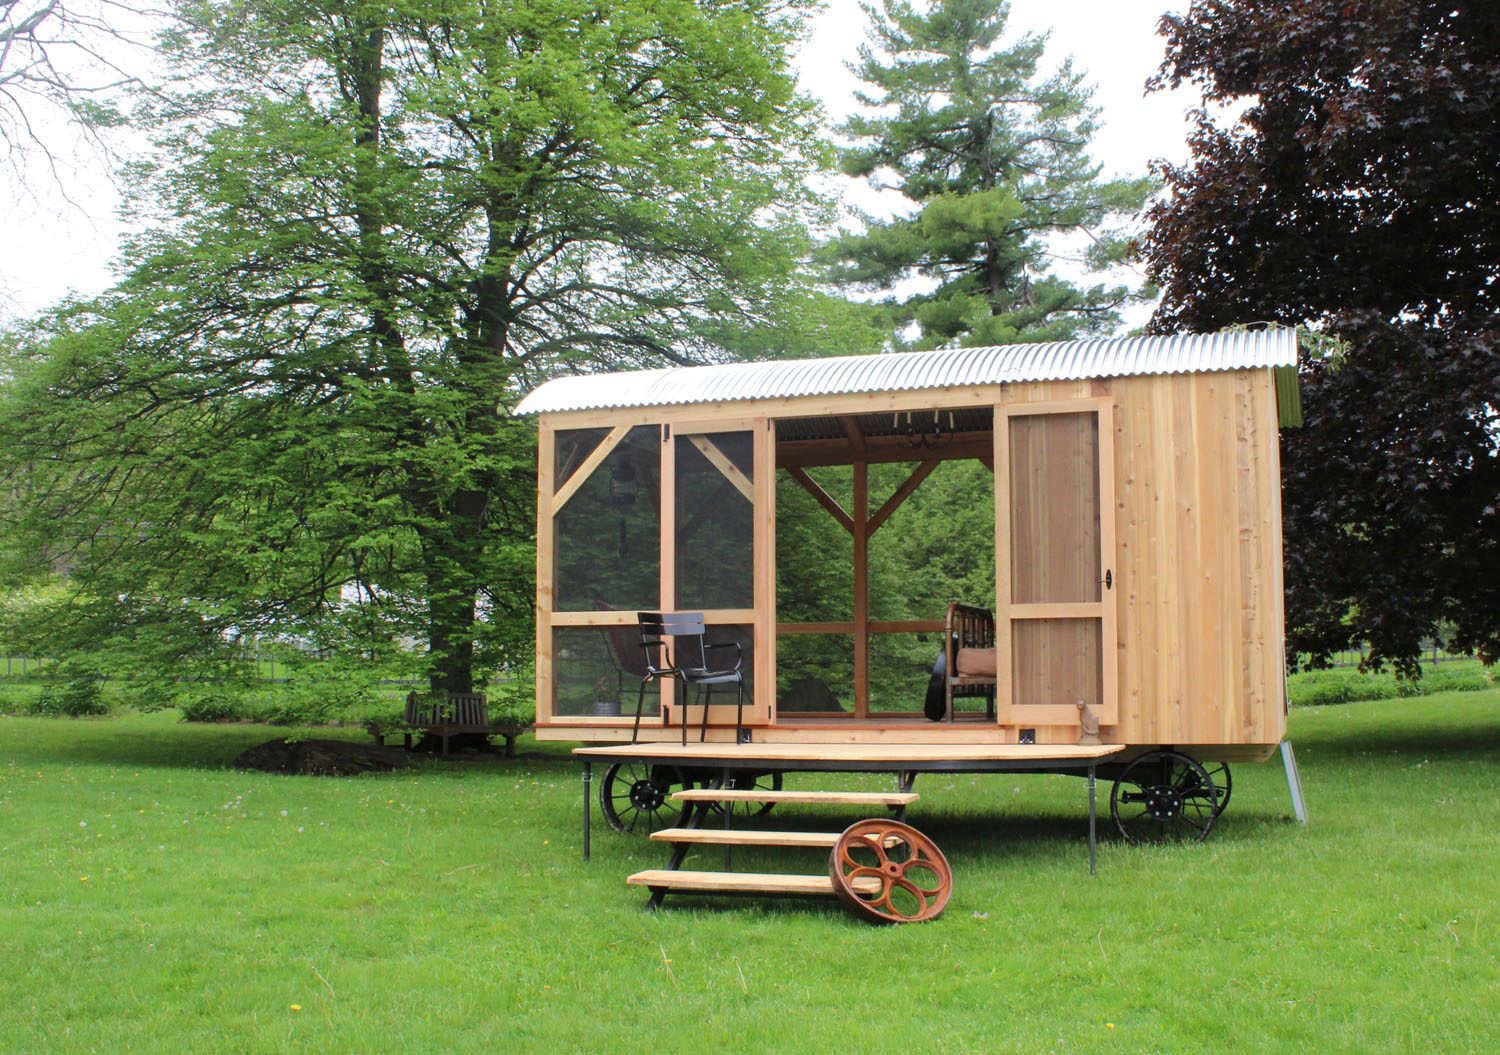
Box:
0;0;826;693
29;659;110;716
175;692;246;723
1142;1;1500;675
1288;660;1493;708
825;0;1155;347
486;664;537;727
3;701;1499;1050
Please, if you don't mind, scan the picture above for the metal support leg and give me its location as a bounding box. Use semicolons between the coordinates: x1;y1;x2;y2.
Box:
1281;740;1309;824
1088;765;1097;875
895;771;916;820
582;762;592;862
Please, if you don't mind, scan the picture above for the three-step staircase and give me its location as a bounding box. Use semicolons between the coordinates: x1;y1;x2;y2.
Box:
626;786;918;908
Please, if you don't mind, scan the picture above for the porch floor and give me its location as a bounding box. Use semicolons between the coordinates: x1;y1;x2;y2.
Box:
573;741;1123;771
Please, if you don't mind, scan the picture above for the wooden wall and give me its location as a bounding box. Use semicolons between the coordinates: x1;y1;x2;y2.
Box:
1102;369;1286;752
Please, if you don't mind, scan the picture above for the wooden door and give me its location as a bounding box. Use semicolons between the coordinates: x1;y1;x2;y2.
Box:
995;399;1117;727
668;422;768;730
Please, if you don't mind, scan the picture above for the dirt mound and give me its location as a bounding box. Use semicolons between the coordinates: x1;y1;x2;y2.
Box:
232;738;411;776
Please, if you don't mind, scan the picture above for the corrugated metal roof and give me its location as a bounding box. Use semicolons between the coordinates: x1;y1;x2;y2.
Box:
512;329;1299;416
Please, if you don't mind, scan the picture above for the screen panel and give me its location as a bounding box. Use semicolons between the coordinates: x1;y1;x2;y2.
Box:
553;428;610;491
552;626;659;717
553;425;659;612
675;432;754;610
1009;412;1101;605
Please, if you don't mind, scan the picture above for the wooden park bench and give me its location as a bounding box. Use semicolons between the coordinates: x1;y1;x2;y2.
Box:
368;691;530;757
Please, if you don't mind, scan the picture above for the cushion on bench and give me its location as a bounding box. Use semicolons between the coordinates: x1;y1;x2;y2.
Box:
955;646;997;678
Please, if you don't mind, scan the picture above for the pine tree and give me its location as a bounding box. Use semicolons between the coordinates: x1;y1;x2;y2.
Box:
828;0;1154;346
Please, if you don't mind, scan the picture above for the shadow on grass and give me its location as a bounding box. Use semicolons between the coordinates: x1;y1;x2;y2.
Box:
1297;720;1500;765
0;713;579;775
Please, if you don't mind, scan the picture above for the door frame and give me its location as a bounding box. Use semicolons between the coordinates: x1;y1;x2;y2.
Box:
993;397;1118;727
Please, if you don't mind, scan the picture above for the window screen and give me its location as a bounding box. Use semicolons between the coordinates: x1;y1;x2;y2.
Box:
675;432;754;610
554;425;659;612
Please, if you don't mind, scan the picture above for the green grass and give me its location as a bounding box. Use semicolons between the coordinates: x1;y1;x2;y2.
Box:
2;697;1497;1053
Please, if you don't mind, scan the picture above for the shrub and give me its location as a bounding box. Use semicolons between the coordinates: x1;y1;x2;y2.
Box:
31;666;110;717
1289;662;1494;707
178;693;248;722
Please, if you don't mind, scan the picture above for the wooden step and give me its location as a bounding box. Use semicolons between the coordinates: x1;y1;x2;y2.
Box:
672;789;917;807
627;869;882;896
650;827;843;848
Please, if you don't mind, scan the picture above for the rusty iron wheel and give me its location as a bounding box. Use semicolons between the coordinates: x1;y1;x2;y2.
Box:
828;819;952;924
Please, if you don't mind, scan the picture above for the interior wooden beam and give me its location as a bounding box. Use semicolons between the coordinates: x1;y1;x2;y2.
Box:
688;434;753;502
777;433;992;469
776;620;946;635
786;466;854;534
777;621;856;635
867;459;940;536
550;423;630;516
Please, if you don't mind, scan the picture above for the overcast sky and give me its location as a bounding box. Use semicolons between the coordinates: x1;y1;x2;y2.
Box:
1;0;1195;322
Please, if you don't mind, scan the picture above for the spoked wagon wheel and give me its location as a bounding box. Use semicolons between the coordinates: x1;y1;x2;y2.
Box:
1109;751;1221;844
599;762;690;834
1201;760;1232;818
828;819;952;925
705;770;784;819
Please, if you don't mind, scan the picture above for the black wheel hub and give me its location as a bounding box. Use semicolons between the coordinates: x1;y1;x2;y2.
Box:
628;779;667;811
1145;788;1180;819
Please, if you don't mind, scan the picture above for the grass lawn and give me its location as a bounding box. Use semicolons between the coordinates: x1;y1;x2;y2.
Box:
2;695;1497;1053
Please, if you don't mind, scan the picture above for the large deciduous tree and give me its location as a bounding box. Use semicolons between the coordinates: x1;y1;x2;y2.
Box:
0;0;823;692
1142;1;1500;673
825;0;1154;346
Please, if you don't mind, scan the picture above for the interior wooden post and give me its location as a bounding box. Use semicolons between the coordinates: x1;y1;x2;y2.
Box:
753;418;776;729
994;403;1011;731
659;423;676;728
853;458;869;718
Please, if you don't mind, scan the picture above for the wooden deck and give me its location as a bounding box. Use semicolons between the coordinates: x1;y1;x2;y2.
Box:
573;740;1124;771
575;741;1123;873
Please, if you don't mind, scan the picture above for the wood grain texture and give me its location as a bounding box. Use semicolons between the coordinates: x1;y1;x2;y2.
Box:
649;829;846;848
576;742;1123;762
672;789;918;805
755;417;777;726
626;870;882;895
536;422;556;724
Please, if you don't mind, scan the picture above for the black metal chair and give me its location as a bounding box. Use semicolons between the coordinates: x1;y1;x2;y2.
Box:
633;612;745;745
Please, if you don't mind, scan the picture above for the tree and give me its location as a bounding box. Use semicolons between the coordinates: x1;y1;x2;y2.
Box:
0;0;152;184
825;0;1154;347
1141;1;1500;673
0;0;824;694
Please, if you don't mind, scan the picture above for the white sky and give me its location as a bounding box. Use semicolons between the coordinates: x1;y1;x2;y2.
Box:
0;0;1195;323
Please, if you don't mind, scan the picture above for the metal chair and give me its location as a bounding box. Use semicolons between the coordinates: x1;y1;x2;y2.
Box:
633;612;744;745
